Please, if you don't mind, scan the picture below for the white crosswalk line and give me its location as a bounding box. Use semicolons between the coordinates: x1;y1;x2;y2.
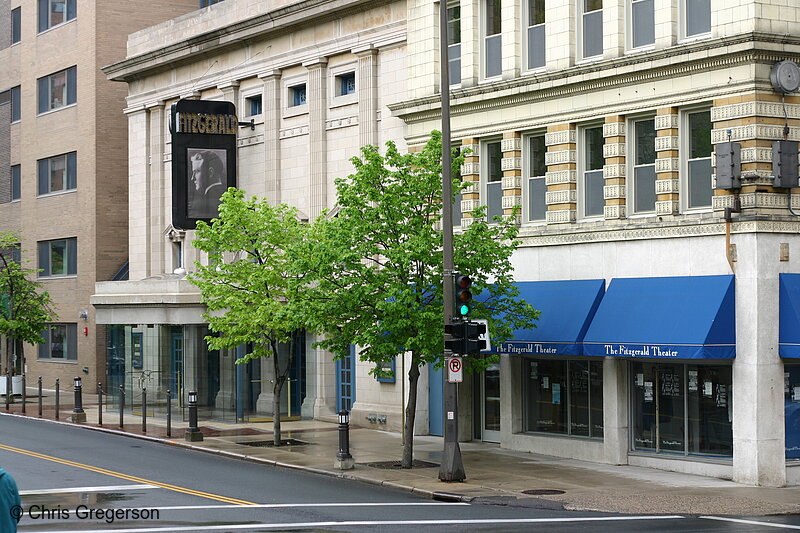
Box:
20;484;158;495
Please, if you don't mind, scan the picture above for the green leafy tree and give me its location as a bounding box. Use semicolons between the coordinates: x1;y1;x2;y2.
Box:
190;189;310;446
0;234;54;378
299;131;539;468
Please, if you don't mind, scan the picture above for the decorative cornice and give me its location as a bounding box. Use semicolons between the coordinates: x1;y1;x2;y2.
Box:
325;115;358;130
279;125;310;139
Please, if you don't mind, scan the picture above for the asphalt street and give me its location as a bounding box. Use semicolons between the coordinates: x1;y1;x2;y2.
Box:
1;415;799;532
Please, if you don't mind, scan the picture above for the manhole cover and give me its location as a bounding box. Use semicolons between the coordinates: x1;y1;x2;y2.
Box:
236;438;310;447
522;489;566;495
361;460;440;469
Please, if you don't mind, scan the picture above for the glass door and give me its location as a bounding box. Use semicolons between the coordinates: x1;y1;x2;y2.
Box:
481;362;501;442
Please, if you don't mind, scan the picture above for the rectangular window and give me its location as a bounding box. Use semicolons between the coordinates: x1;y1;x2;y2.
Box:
632;362;732;456
38;0;76;33
484;0;502;78
38;324;77;360
447;4;462;85
38;237;77;277
685;0;710;37
336;72;356;96
485;140;503;221
246;95;262;116
687;110;712;209
11;86;20;122
582;0;603;58
38;66;77;113
289;84;307;107
632;118;656;213
631;0;655;48
527;135;547;221
11;165;20;201
582;125;605;217
527;0;545;70
11;7;21;44
525;359;604;438
786;364;800;460
37;152;77;195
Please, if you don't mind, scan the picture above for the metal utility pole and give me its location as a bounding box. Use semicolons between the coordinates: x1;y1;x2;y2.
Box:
438;0;465;483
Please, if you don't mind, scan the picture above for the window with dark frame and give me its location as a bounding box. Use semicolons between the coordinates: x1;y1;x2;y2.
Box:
38;0;76;33
485;140;503;221
583;125;605;217
289;84;307;107
631;0;655;48
447;3;462;85
11;165;20;201
246;94;262;116
527;0;545;70
38;323;77;360
685;0;711;37
484;0;502;78
37;152;76;195
38;66;76;113
632;118;656;213
687;110;712;209
11;86;20;122
527;135;547;221
11;7;21;44
582;0;603;58
38;237;77;277
336;72;356;96
200;0;225;6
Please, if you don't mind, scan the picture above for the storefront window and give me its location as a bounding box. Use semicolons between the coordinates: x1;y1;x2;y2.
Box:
632;362;732;456
525;359;603;438
786;364;800;460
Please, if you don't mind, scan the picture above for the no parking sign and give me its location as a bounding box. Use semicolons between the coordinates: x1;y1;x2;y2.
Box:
447;357;463;383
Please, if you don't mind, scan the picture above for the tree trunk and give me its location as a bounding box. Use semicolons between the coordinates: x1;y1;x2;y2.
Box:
273;356;283;446
401;358;420;468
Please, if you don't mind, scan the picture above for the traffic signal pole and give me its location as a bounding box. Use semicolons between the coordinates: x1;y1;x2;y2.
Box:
439;0;466;483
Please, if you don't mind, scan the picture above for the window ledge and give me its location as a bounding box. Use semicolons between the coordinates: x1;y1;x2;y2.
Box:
625;45;656;56
679;32;712;45
628;450;732;464
519;431;604;442
37;189;77;199
37;17;77;36
37;103;77;117
282;105;308;119
36;358;78;364
38;275;78;280
11;120;20;125
329;95;358;109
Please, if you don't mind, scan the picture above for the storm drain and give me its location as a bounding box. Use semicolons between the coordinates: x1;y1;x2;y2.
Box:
236;439;311;447
521;489;566;495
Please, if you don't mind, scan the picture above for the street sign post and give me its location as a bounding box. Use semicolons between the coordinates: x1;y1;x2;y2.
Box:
447;357;463;383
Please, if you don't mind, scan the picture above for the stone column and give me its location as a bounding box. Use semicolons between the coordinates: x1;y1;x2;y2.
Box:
603;116;626;220
603;0;625;59
603;357;628;464
501;0;520;79
654;0;678;48
407;0;440;97
501;132;522;221
214;348;236;411
654;107;679;215
260;70;282;205
308;333;337;420
544;124;577;225
460;0;480;87
354;46;379;148
147;102;166;275
459;137;480;229
304;58;328;219
501;353;523;440
126;106;151;280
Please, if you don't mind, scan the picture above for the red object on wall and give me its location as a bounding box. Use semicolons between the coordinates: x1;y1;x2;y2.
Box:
83;327;88;336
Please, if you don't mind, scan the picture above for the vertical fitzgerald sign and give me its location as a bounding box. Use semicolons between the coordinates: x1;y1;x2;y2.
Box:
170;100;238;229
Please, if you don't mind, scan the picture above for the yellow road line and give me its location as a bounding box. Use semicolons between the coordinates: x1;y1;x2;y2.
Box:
0;443;256;506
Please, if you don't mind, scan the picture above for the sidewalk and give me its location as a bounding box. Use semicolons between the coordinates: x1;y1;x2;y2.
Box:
3;394;800;516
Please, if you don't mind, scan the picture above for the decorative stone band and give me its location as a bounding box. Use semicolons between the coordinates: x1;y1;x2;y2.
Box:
502;175;522;189
711;101;800;122
545;129;576;146
712;192;795;210
604;205;626;219
545;170;577;185
711;146;776;166
545;209;576;224
711;125;800;143
502;156;522;171
603;184;626;200
279;125;310;139
325;115;358;130
603;164;626;178
545;149;576;165
603;143;626;158
460;143;479;157
502;195;522;209
461;199;482;212
460;162;481;175
237;134;265;147
603;122;625;138
655;200;679;215
546;189;577;205
654;136;679;151
655;157;679;172
655;114;678;130
655;178;680;194
501;137;522;152
460;181;480;194
460;217;478;229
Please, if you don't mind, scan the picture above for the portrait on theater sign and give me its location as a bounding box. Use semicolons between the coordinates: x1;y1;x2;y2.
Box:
187;148;227;220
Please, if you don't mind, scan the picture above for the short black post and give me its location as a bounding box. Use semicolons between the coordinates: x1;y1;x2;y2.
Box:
97;383;103;426
166;389;172;438
20;374;26;414
5;371;10;411
141;387;147;433
184;390;203;442
55;378;60;420
119;384;125;429
72;377;86;423
37;377;42;417
335;409;354;470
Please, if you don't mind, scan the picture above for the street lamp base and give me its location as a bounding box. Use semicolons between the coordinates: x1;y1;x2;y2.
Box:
438;441;466;482
184;430;204;442
71;412;87;423
334;456;355;470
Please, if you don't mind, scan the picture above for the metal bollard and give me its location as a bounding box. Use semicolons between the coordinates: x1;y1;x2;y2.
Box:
20;374;25;414
166;389;172;438
5;371;10;411
119;384;125;428
97;383;103;426
38;377;42;417
335;409;354;470
184;390;203;442
55;378;60;420
72;377;86;423
141;387;147;433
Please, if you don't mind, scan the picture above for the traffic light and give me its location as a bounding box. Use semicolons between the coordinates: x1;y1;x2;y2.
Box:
444;321;466;354
454;274;473;318
464;321;487;354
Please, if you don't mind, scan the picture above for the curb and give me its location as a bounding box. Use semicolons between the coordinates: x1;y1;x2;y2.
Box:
0;412;474;503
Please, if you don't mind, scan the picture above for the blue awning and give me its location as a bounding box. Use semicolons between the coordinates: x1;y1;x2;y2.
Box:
583;275;735;359
492;279;605;356
780;274;800;358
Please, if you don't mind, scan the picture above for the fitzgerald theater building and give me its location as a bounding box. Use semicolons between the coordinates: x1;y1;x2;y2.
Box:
393;0;800;486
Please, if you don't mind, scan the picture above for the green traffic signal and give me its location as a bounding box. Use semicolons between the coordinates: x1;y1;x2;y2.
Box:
455;274;473;317
458;303;470;316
